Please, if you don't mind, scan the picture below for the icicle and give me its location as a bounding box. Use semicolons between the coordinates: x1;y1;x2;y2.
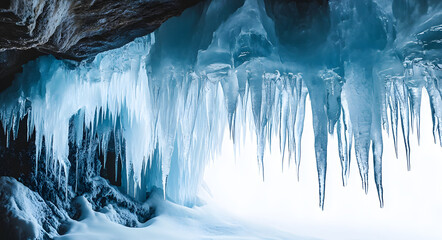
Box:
307;76;328;210
425;66;442;147
278;86;288;171
75;150;78;193
6;129;9;148
64;163;69;200
388;79;399;159
354;136;370;194
372;138;383;207
12;114;19;141
395;80;411;170
294;80;308;181
337;107;351;186
58;161;62;189
115;154;119;183
101;132;110;168
344;63;373;194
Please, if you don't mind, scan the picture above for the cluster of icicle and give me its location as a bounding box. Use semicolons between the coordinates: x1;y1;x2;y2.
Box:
0;0;440;208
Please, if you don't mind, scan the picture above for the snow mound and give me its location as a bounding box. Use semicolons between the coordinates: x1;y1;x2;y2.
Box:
0;176;66;239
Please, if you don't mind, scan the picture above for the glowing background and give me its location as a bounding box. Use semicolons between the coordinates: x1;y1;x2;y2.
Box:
205;91;442;240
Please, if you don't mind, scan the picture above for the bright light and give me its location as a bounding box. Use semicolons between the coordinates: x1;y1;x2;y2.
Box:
203;91;442;240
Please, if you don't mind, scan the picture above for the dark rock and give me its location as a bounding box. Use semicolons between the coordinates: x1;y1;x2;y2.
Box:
0;0;201;85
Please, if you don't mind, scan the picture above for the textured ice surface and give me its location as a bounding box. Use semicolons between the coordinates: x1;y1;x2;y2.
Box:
0;0;441;208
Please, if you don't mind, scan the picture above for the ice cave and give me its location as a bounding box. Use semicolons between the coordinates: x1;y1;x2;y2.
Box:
0;0;441;239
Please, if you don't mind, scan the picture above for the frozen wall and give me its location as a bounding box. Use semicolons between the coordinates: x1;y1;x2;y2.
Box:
0;0;441;208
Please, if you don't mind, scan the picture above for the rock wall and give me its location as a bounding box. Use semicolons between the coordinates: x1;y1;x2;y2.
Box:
0;0;201;89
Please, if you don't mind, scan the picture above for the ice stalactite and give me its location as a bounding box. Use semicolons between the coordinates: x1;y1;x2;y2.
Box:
0;0;441;209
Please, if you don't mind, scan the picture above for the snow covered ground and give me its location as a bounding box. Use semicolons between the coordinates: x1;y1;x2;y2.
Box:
55;192;312;240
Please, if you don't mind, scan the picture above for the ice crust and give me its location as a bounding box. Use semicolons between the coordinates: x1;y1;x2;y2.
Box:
0;0;441;208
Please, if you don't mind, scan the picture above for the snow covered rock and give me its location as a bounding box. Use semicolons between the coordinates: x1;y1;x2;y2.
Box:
75;177;152;227
0;176;66;239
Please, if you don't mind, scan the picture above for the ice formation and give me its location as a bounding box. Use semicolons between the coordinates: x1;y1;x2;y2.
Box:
0;0;441;209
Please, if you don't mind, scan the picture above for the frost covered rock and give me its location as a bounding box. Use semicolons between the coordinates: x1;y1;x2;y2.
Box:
0;116;154;236
75;177;152;227
0;176;66;239
0;175;151;239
